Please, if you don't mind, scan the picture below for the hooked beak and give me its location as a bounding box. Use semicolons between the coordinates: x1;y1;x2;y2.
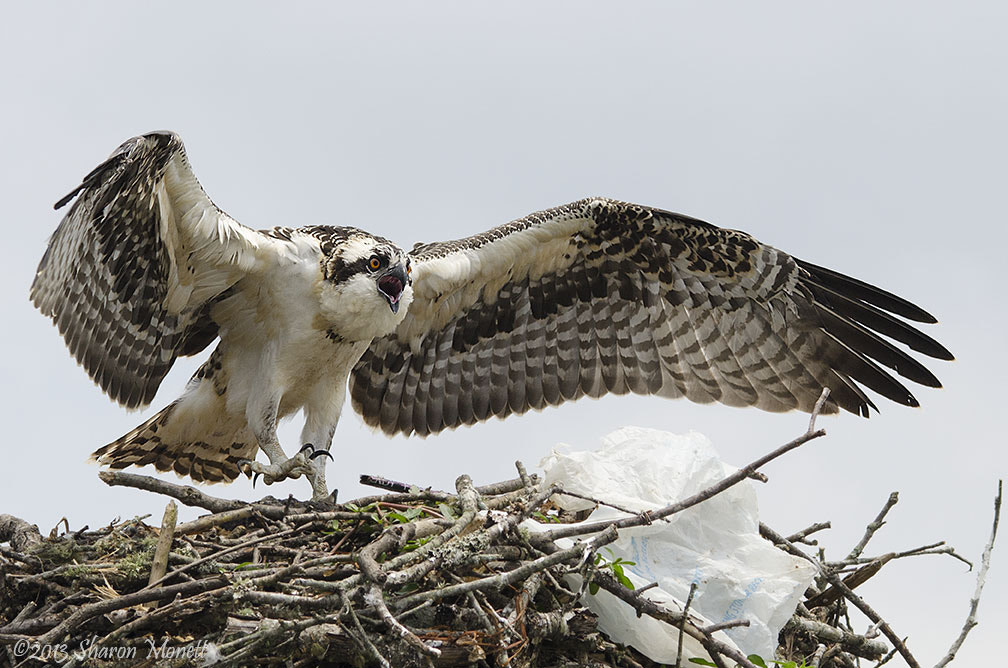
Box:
377;263;408;313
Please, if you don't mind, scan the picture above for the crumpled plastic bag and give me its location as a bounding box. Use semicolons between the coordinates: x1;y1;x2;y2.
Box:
530;426;816;662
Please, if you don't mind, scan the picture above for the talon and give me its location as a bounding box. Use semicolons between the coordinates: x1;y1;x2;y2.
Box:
299;443;315;455
237;459;255;477
253;472;262;488
308;449;333;461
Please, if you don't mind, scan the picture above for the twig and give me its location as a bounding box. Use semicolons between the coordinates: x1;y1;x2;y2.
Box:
760;523;920;668
393;525;619;610
37;575;228;644
541;389;829;542
144;524;305;590
806;554;895;609
339;590;391;668
847;492;899;560
675;581;697;668
367;583;442;658
787;521;832;545
934;479;1002;668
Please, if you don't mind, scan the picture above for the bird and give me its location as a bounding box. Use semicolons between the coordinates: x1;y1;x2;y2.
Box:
31;131;953;501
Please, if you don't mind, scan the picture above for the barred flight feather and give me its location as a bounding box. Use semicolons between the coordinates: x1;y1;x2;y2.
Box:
350;198;954;435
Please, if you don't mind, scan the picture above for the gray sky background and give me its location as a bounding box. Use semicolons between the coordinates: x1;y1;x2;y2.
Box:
2;2;1005;664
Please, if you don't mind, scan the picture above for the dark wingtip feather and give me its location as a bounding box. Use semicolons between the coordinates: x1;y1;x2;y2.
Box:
796;259;940;324
54;184;84;210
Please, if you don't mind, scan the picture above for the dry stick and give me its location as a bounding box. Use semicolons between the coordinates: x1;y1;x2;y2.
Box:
700;620;751;635
847;492;899;560
99;470;290;518
380;475;483;587
830;542;971;569
675;581;698;668
143;524;306;591
98;587;226;645
348;476;533;508
339;589;391;668
393;525;620;610
553;486;654;518
366;583;442;659
515;460;533;488
783;617;888;659
934;479;1002;668
174;507;256;535
787;521;832;545
542;388;831;543
147;500;178;588
806;554;895;609
759;523;920;668
0;514;42;552
809;643;828;668
37;575;229;645
218;616;329;668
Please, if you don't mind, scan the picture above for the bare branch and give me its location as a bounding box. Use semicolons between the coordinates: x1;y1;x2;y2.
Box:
760;523;921;668
934;479;1002;668
847;492;900;561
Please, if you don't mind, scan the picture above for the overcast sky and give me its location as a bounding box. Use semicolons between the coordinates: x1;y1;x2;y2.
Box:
1;2;1005;664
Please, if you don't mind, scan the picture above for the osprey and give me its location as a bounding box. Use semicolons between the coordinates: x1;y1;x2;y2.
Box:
31;132;953;500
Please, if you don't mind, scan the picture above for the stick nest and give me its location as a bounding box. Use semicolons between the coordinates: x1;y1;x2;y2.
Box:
1;408;998;668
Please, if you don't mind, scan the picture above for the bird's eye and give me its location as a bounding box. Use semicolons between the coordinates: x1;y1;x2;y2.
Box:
369;256;383;271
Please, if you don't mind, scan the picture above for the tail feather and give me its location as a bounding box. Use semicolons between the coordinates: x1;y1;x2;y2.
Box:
92;398;257;484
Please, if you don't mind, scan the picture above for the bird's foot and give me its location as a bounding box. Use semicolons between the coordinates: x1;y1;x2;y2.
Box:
237;451;312;487
237;444;333;501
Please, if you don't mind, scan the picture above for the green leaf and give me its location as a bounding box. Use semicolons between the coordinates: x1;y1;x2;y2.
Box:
438;503;458;520
748;655;768;668
588;581;600;595
688;659;717;666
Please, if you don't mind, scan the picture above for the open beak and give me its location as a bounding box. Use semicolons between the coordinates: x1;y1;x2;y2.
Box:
377;263;408;313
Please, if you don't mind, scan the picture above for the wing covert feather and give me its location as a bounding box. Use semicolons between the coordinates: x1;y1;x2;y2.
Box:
350;198;952;435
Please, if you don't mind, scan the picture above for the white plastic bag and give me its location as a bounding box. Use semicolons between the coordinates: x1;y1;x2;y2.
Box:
532;426;816;662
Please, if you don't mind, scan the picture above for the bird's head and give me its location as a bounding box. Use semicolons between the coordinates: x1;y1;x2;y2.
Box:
316;230;413;341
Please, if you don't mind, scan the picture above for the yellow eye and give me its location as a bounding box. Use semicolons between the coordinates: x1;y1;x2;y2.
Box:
369;256;382;271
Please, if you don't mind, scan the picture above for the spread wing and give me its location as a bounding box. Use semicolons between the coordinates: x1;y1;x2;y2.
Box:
31;131;293;408
350;198;953;436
